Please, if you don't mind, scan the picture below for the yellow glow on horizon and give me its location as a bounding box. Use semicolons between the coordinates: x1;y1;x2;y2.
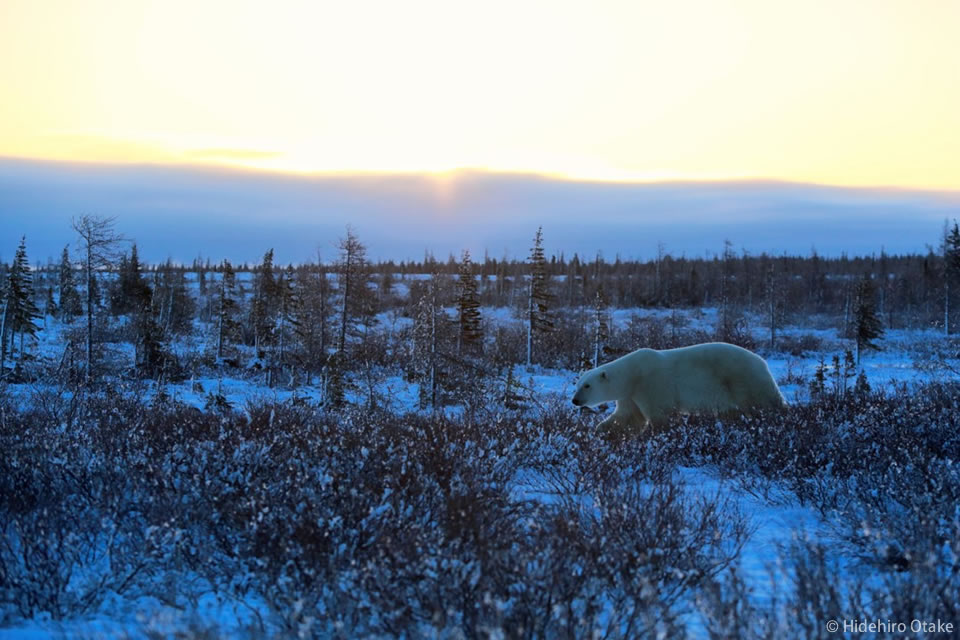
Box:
1;0;958;189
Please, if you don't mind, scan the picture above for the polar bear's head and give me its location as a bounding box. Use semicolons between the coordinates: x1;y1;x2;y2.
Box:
571;367;616;407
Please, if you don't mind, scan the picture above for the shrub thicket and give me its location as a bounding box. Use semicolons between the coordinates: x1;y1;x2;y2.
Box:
0;386;745;638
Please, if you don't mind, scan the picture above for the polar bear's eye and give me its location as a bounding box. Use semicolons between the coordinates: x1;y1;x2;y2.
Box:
584;383;590;389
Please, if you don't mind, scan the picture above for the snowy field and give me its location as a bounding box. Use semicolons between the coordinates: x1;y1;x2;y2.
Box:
2;271;959;639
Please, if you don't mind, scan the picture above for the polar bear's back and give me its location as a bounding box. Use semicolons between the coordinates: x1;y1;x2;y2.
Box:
629;342;784;421
663;341;767;373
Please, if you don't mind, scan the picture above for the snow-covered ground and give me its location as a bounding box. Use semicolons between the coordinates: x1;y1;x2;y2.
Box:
0;461;843;640
2;284;958;638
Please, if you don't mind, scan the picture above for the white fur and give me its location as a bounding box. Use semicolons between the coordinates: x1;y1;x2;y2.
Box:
572;342;785;434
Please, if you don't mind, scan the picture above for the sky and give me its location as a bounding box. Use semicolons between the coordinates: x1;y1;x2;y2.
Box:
1;0;959;189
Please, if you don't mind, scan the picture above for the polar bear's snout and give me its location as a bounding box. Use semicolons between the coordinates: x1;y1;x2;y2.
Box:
572;374;605;407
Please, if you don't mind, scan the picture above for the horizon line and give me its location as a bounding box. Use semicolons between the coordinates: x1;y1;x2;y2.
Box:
3;153;959;196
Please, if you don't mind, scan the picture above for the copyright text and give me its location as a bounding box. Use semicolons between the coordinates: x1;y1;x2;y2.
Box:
825;618;953;634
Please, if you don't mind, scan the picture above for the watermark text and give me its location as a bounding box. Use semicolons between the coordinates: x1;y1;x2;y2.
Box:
825;618;953;634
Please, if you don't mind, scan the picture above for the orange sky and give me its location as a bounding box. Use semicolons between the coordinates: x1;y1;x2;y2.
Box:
1;0;958;189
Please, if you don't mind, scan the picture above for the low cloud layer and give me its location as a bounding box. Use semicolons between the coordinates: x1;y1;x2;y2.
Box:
1;158;956;265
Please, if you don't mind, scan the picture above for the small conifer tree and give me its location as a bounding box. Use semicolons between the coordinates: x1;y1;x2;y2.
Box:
336;227;371;352
290;260;331;385
854;276;884;364
456;250;482;356
112;243;150;315
273;264;300;386
854;369;871;397
250;248;277;355
413;273;442;410
57;245;82;319
216;259;241;361
945;220;960;335
6;237;40;361
593;283;609;368
809;357;827;399
526;226;553;366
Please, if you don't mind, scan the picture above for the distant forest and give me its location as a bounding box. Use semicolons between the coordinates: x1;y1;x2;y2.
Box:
2;216;960;402
8;219;960;319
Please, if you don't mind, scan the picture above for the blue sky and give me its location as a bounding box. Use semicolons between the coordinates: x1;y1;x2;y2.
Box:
1;158;957;265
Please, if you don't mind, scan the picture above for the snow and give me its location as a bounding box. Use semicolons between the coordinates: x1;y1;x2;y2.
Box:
0;590;270;640
678;467;829;601
3;273;958;637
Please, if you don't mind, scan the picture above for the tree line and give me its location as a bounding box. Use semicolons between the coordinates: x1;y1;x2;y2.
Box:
1;216;959;405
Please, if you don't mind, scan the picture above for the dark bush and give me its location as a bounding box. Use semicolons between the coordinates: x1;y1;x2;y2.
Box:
0;388;746;637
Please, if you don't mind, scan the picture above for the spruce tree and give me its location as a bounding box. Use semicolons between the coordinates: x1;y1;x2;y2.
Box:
216;259;241;361
830;354;842;400
842;349;857;398
503;364;524;411
945;220;960;335
154;260;194;336
764;257;783;350
336;227;370;352
291;258;331;385
126;244;149;311
196;257;207;296
111;253;129;315
412;273;442;410
0;283;6;374
456;250;482;356
249;248;277;355
379;270;394;297
45;286;56;319
325;348;347;408
854;369;871;397
112;243;150;315
809;357;827;400
717;239;739;341
593;283;609;368
6;237;40;361
854;276;884;364
526;226;552;366
57;246;82;319
323;228;374;406
113;253;163;378
274;264;300;386
134;306;166;378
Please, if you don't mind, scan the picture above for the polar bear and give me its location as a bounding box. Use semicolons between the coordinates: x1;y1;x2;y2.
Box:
571;342;785;434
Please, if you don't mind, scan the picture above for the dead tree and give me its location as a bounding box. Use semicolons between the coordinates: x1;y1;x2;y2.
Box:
71;215;125;383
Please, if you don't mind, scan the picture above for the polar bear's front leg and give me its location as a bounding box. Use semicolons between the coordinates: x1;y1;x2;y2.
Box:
644;412;670;433
598;399;646;435
632;395;669;433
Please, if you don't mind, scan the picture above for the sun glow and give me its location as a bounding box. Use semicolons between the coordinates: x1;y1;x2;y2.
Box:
1;0;958;189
